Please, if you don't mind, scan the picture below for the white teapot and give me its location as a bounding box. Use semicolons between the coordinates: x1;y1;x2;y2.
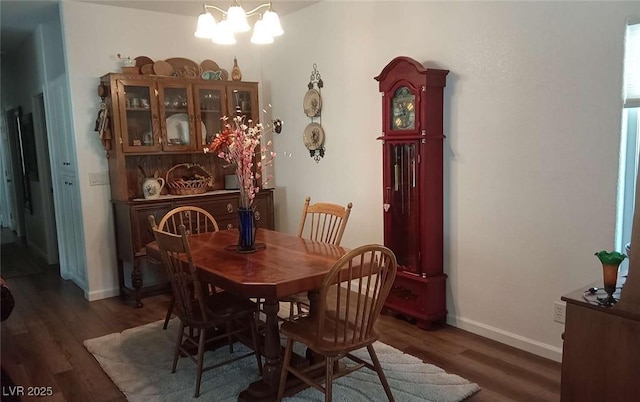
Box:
142;177;165;199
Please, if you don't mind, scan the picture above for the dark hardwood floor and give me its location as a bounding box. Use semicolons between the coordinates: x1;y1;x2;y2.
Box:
0;243;561;402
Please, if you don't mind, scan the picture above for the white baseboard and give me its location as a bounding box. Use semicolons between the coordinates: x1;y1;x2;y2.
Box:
59;270;87;297
86;287;120;301
447;315;563;363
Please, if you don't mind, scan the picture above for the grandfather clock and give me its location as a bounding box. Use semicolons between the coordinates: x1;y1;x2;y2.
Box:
375;56;448;329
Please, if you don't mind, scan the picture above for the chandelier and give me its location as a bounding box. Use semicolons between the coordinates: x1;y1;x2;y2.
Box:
194;1;284;45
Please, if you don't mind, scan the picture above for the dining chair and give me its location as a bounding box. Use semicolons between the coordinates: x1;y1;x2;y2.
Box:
149;219;262;398
283;196;353;320
276;244;398;402
155;206;220;329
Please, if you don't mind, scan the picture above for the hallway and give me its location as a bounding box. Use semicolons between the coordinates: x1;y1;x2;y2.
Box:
1;227;53;279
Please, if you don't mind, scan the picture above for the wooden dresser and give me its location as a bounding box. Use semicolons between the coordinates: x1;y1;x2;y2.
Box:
560;278;640;401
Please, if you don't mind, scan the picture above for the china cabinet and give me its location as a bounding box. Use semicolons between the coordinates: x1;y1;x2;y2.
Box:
99;72;272;307
375;57;449;329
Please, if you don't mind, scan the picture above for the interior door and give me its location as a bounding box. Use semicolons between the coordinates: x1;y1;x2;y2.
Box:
4;107;26;236
0;115;17;231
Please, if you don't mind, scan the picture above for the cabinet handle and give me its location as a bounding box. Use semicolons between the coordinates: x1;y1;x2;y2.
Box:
226;223;233;230
226;203;234;213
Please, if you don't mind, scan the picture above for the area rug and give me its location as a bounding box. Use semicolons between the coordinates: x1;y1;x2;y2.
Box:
84;319;480;401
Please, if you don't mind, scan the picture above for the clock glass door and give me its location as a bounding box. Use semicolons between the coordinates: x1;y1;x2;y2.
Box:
390;86;416;131
385;141;420;272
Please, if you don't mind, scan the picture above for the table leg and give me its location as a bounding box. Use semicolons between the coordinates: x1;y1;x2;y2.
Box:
131;257;143;308
239;297;281;401
307;290;319;318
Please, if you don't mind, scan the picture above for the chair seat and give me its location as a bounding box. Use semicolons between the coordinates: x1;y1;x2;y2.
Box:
280;293;309;304
182;293;257;328
206;292;256;318
280;315;379;356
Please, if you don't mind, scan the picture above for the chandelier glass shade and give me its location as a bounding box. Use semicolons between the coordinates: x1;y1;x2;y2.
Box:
195;1;284;45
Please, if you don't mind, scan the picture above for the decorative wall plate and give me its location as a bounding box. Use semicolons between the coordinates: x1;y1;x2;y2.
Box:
134;56;154;68
303;89;322;117
153;61;174;76
200;59;220;72
303;122;325;150
140;64;154;75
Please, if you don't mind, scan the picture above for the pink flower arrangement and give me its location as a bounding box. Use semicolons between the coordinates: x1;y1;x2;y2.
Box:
206;116;274;208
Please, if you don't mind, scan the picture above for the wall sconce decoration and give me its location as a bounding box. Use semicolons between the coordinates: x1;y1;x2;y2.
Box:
194;1;284;45
303;64;325;163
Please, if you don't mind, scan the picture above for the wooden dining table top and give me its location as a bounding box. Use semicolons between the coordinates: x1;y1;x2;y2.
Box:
146;228;349;300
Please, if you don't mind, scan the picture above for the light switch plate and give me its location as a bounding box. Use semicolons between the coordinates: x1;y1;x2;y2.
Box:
89;171;109;186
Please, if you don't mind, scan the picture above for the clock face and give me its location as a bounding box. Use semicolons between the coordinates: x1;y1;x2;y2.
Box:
391;87;416;130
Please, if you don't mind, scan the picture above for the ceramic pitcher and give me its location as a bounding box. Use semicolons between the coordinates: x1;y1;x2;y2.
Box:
143;178;165;199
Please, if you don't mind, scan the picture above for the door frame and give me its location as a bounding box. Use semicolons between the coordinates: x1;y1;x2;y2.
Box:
33;90;59;264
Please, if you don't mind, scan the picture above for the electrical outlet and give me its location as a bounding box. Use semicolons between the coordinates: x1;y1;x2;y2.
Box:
553;301;566;324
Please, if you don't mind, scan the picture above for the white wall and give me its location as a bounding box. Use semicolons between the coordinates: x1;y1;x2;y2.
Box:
262;1;640;361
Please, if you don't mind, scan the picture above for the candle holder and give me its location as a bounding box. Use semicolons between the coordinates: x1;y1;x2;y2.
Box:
594;250;627;306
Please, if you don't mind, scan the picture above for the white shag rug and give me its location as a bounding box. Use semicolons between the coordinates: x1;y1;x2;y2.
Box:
84;319;480;401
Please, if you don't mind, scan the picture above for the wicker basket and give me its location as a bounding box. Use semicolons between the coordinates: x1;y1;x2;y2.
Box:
165;163;213;195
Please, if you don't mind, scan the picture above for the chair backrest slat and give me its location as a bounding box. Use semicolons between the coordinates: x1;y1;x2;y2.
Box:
316;245;397;347
297;196;353;246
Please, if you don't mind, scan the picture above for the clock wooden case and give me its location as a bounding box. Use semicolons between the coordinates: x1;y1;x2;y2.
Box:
375;56;449;329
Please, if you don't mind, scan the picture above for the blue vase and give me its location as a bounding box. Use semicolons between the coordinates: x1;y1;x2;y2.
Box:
237;207;256;252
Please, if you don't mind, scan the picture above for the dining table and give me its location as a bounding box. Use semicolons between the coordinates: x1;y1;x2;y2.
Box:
146;228;348;401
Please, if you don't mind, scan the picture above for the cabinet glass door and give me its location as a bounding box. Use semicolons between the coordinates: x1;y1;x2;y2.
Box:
226;83;258;122
118;80;160;152
385;142;420;272
158;83;195;151
194;84;225;147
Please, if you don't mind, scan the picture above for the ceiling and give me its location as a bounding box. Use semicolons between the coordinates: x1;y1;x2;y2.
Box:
0;0;316;54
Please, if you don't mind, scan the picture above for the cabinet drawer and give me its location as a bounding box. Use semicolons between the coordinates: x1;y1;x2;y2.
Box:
218;218;237;231
195;198;240;221
131;202;173;255
216;213;267;232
